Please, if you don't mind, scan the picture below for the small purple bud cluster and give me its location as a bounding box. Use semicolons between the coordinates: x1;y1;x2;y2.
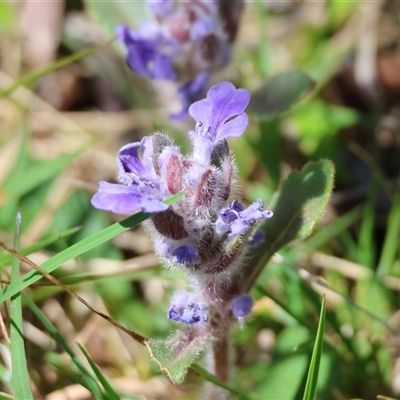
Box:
92;81;271;325
230;295;253;318
168;291;208;324
116;0;243;119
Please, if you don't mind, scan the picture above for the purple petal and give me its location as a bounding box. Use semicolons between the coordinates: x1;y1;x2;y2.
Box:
229;219;250;236
140;136;155;170
216;112;249;141
189;99;212;132
170;291;191;311
147;0;174;17
91;182;141;214
189;82;250;150
191;17;215;41
117;142;145;176
216;199;273;237
117;24;176;80
152;52;176;80
141;198;169;213
181;303;207;324
206;82;250;130
91;179;168;215
215;200;244;234
171;72;210;121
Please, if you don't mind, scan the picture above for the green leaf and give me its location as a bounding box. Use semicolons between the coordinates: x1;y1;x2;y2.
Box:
252;117;282;188
248;70;315;118
77;343;119;400
10;212;34;400
264;160;334;249
0;192;183;304
0;40;113;99
243;160;334;291
146;329;210;384
303;296;326;400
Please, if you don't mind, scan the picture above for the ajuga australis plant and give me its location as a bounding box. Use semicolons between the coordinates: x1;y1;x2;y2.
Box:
91;81;334;397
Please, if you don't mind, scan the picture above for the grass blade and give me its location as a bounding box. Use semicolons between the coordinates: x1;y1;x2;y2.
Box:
191;363;254;400
77;343;119;400
22;293;105;399
0;40;113;98
376;188;400;279
0;192;183;303
10;211;34;400
0;226;81;267
302;296;326;400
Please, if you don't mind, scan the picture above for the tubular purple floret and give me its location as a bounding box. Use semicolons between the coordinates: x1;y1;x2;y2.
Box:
216;199;273;237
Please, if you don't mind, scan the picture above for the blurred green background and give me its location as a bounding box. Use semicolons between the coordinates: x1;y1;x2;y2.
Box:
1;1;400;399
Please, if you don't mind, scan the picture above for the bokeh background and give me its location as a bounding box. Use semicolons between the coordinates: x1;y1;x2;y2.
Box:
1;1;400;399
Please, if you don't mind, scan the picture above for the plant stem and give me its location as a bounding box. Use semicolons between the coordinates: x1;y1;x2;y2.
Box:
213;335;230;382
203;331;230;400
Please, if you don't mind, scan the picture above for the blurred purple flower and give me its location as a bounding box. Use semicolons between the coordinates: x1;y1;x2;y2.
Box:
116;24;176;80
171;72;210;121
116;0;243;119
147;0;174;17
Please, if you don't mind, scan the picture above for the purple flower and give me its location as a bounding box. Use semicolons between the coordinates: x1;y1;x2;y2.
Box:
168;291;208;324
191;16;216;41
189;81;250;162
147;0;174;17
171;72;210;121
230;295;253;318
116;24;176;80
216;199;273;237
115;1;244;119
91;137;169;214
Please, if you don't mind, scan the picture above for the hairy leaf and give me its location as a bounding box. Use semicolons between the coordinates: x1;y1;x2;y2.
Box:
248;70;315;118
243;160;334;291
146;328;210;384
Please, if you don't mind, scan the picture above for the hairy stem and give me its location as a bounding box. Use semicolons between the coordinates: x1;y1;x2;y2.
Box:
204;333;230;400
213;335;230;382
